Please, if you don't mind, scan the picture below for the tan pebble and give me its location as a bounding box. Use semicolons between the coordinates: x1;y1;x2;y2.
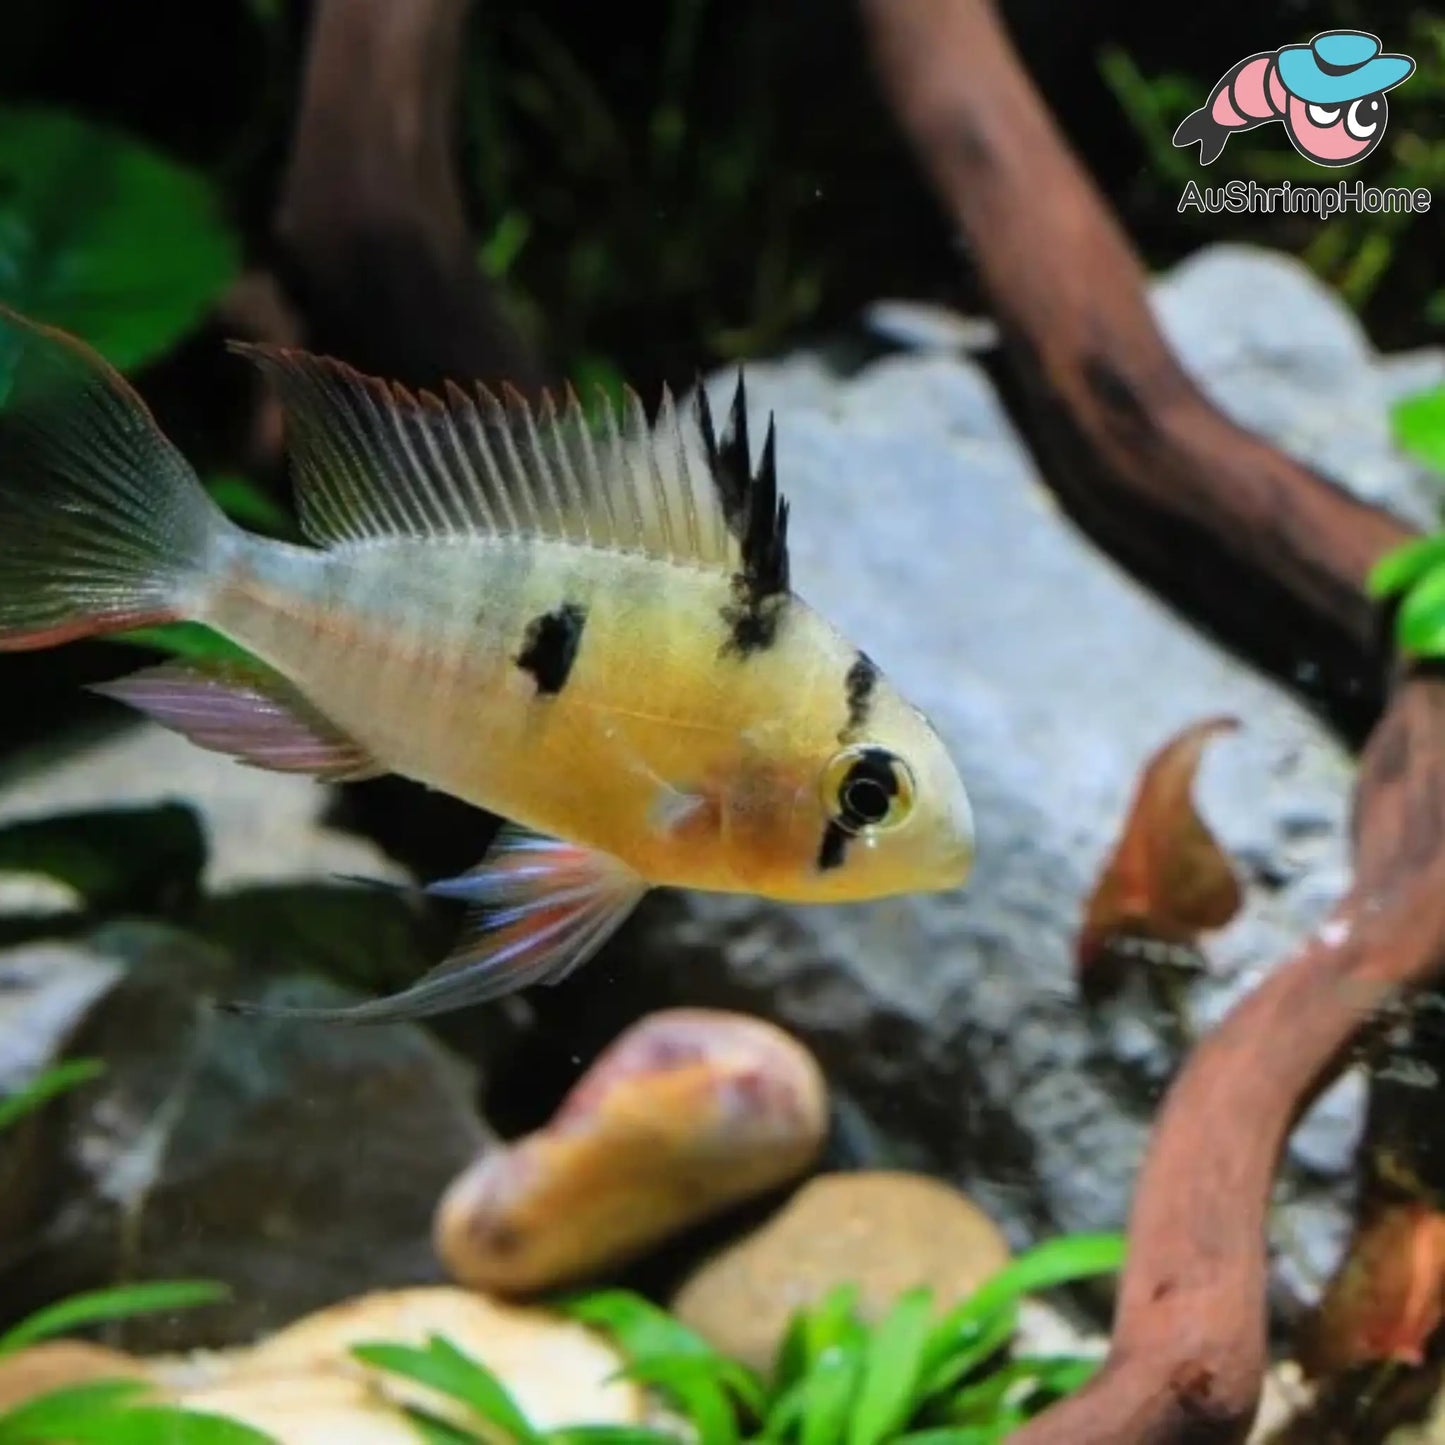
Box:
437;1009;828;1294
0;1340;158;1413
204;1286;643;1429
670;1170;1012;1373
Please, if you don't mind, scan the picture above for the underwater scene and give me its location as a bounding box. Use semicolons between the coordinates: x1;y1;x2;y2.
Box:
1;1;1444;1441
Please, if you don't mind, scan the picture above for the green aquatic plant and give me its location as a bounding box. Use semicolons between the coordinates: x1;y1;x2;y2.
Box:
0;1062;271;1444
0;106;239;373
354;1232;1125;1444
1370;382;1445;657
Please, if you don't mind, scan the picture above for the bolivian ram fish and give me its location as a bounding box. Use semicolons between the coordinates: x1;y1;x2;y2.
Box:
0;307;975;1022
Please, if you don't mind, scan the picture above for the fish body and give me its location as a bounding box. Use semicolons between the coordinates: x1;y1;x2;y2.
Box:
0;309;975;1019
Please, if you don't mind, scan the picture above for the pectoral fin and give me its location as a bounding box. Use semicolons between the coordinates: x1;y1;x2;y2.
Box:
91;661;382;782
223;825;647;1024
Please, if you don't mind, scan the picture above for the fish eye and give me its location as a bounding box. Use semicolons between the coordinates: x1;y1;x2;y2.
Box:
1345;95;1383;140
821;745;916;835
1307;103;1341;126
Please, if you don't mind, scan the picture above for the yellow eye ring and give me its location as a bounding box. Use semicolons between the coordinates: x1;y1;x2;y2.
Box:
820;746;917;835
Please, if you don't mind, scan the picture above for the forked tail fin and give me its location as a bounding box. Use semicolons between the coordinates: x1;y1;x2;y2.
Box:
0;306;232;650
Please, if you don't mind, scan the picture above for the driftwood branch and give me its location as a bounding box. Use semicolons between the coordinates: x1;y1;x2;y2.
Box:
860;0;1408;741
857;0;1445;1440
272;0;545;392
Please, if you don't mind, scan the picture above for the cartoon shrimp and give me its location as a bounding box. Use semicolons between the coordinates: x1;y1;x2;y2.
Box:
1173;30;1414;167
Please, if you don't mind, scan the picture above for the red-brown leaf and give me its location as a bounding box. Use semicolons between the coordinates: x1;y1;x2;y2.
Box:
1077;715;1243;997
1304;1202;1445;1376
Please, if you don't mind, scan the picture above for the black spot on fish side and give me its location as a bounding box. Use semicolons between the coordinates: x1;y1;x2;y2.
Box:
515;602;587;695
841;651;879;740
719;582;787;659
817;821;850;872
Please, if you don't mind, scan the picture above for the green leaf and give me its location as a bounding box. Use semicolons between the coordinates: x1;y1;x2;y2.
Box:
0;106;240;372
919;1234;1123;1399
1366;533;1445;600
106;621;258;667
559;1291;716;1364
546;1431;686;1445
351;1337;540;1443
1392;385;1445;474
0;1059;103;1134
0;1380;153;1442
612;1357;741;1445
918;1313;1015;1402
798;1345;862;1445
398;1406;481;1445
30;1407;277;1445
798;1284;862;1374
941;1355;1099;1424
1395;559;1445;657
0;1280;229;1356
0;1382;275;1445
847;1287;934;1445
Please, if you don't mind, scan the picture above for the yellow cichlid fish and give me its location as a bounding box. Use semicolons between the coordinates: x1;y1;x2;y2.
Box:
0;307;975;1022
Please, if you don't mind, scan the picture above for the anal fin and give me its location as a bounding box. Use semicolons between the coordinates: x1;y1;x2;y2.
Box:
222;824;648;1023
91;661;382;782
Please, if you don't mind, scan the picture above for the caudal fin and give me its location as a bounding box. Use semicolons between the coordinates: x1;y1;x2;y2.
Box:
1172;107;1229;165
0;306;231;650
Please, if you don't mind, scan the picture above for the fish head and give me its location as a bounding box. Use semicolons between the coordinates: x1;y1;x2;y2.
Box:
724;661;974;905
803;679;975;902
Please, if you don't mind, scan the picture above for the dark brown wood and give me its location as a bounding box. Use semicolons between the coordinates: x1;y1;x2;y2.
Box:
272;0;545;392
859;0;1409;739
856;1;1445;1441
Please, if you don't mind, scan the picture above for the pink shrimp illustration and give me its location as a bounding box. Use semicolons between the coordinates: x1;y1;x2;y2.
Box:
1173;30;1414;167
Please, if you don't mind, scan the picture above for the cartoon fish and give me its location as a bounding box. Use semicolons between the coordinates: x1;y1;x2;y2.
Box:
0;309;975;1022
1172;29;1414;167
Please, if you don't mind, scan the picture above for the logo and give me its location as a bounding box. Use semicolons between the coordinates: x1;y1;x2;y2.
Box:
1172;29;1414;168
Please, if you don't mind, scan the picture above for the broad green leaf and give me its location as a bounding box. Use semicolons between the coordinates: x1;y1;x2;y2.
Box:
1395;560;1445;657
1392;385;1445;474
0;1280;229;1356
351;1337;540;1442
559;1291;716;1363
612;1357;740;1445
847;1287;933;1445
0;1059;103;1134
1367;533;1445;600
0;106;240;371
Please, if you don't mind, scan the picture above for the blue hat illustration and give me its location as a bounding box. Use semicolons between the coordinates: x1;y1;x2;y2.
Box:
1277;30;1415;105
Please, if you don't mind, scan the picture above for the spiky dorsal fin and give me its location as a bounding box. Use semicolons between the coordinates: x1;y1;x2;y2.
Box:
232;345;789;600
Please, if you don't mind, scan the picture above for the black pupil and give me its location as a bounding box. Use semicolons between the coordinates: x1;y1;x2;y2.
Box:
839;752;899;827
